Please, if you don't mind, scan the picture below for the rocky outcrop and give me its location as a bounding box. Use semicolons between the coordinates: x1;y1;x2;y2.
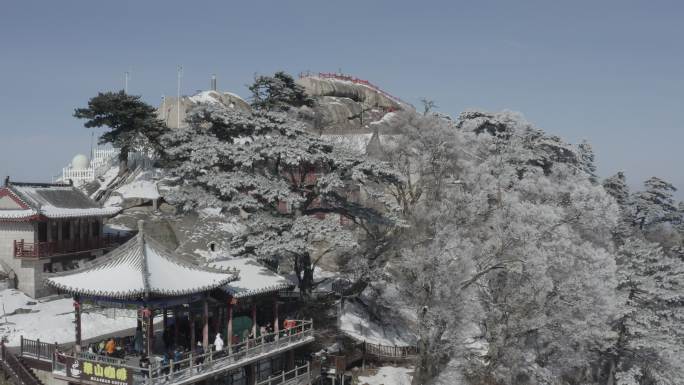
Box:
296;76;414;134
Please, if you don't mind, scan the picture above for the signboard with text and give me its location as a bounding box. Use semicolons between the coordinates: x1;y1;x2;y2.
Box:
65;357;133;385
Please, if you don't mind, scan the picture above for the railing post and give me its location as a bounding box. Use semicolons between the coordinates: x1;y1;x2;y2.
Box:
36;338;41;360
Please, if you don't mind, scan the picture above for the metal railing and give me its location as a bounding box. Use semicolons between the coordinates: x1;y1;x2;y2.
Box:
363;341;417;359
19;337;56;362
1;342;44;385
256;362;311;385
13;234;125;259
51;320;314;385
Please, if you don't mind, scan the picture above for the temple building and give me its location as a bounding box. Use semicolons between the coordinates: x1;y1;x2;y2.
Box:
15;221;316;385
0;178;121;298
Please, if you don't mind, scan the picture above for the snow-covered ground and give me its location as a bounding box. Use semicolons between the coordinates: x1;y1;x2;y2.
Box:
339;300;415;347
357;366;413;385
0;289;136;347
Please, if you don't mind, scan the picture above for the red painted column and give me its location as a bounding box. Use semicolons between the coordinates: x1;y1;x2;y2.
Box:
189;308;195;349
73;296;82;351
202;298;209;351
226;299;234;353
173;307;179;347
251;303;257;338
273;297;279;340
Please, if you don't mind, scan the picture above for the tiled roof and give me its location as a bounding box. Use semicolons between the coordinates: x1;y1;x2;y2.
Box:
209;258;294;298
0;182;120;219
46;222;239;299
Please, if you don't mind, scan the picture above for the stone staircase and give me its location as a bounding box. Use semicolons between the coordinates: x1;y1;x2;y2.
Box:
0;344;45;385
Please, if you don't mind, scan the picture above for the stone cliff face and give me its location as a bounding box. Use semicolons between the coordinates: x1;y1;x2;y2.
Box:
296;76;414;135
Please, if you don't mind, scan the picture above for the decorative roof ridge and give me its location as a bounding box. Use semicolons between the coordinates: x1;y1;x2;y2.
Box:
9;181;73;188
44;236;140;279
139;220;152;299
0;186;32;210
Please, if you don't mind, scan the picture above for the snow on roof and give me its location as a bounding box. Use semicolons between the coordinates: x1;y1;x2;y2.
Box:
46;222;238;299
209;258;293;298
0;209;39;220
1;182;120;219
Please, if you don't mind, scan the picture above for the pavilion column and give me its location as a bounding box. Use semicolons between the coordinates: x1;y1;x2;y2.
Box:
143;307;154;357
251;303;257;338
202;298;209;351
150;308;155;345
57;219;63;242
69;220;75;250
273;296;279;340
226;299;233;353
190;308;196;349
73;296;82;351
173;307;179;347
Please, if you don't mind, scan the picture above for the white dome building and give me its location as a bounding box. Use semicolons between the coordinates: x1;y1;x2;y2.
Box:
71;154;90;170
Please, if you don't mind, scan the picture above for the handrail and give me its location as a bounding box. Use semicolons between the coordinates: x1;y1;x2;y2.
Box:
340;331;417;359
50;320;315;385
14;234;125;259
19;337;56;362
147;320;314;384
1;342;44;385
255;361;310;385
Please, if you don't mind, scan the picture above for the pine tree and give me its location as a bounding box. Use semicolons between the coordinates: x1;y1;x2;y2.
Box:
74;91;165;174
160;104;402;297
631;177;678;230
248;71;314;111
607;238;684;385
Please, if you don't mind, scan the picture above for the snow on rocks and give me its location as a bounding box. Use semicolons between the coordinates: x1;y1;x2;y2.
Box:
339;300;415;347
115;170;160;200
357;366;413;385
0;289;136;347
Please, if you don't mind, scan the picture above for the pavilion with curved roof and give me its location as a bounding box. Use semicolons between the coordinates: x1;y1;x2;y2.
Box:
46;220;239;356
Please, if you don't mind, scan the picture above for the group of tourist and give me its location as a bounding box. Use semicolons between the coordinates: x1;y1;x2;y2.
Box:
87;337;125;358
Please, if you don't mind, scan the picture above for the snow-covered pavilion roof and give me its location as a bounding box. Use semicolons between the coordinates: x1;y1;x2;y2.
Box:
46;222;238;299
209;258;293;298
0;180;120;220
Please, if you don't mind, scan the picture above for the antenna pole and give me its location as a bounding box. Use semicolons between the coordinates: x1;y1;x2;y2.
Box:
177;65;183;128
124;71;129;94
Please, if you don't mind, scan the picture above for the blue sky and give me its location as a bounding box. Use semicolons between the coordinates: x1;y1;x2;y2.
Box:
1;0;682;196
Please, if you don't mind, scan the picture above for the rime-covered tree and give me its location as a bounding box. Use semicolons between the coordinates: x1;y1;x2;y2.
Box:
74;91;165;174
379;111;620;384
606;238;684;385
161;104;402;297
631;177;678;230
249;71;314;111
578;139;598;183
603;172;630;209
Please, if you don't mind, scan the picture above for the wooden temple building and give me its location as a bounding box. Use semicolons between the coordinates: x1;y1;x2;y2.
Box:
0;178;121;298
17;221;316;385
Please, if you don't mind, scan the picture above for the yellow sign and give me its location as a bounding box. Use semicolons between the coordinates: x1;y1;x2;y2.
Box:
66;358;132;385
